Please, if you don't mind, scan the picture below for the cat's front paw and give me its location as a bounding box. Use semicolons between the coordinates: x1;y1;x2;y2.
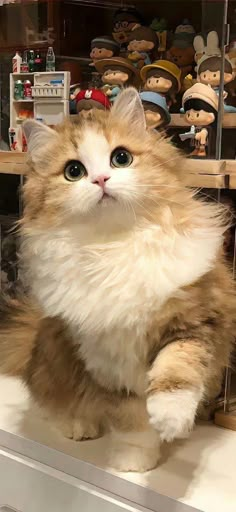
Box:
147;388;203;442
56;417;101;441
107;429;161;472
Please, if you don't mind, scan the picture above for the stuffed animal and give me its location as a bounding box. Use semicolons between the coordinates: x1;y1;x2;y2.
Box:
141;59;181;106
167;43;195;80
95;57;140;103
75;89;111;117
140;91;171;129
90;36;120;66
180;82;218;158
127;25;159;69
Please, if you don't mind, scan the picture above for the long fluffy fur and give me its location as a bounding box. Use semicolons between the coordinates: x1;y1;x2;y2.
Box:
0;88;235;472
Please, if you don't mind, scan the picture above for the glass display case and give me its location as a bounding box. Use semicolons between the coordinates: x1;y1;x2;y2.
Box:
0;2;236;511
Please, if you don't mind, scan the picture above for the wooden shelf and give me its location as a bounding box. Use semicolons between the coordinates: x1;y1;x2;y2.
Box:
0;152;236;190
215;409;236;431
0;152;26;175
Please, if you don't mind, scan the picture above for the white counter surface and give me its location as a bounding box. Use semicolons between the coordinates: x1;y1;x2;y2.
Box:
0;375;235;512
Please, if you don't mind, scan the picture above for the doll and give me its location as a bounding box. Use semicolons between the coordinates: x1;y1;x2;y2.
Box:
90;36;120;66
197;56;235;111
180;82;218;158
75;89;111;118
95;57;140;103
127;25;159;69
174;19;195;44
140;91;171;129
112;7;144;46
195;31;236;111
141;60;181;106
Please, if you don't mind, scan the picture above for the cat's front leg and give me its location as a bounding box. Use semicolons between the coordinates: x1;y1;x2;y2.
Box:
106;398;161;472
146;339;208;442
55;414;101;441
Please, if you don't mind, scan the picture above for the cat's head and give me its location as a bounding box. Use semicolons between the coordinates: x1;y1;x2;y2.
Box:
23;88;183;232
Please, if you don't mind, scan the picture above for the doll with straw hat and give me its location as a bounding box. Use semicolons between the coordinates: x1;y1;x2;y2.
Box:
141;60;181;105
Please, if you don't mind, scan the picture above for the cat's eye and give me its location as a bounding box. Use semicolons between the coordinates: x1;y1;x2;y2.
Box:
111;147;133;168
64;160;87;181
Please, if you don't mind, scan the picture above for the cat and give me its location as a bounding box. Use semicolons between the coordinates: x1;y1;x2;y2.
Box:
0;87;235;472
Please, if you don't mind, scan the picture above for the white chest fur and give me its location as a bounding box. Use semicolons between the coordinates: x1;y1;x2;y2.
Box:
25;221;221;393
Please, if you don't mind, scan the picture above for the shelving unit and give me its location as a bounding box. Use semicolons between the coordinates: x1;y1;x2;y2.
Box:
9;71;70;151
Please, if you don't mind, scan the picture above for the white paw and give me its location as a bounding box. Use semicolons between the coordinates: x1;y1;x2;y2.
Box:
56;418;100;441
147;388;203;442
107;430;161;473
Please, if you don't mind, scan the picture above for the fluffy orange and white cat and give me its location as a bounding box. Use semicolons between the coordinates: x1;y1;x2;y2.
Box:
0;88;235;472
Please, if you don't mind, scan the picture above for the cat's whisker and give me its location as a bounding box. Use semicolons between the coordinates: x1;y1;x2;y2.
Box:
130;190;185;208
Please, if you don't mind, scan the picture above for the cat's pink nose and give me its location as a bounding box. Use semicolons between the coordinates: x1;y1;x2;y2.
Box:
93;175;110;189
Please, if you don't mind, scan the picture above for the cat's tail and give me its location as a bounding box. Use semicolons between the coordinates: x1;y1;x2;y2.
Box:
0;295;40;377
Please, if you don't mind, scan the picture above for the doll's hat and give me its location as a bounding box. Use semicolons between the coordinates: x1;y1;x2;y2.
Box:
140;60;181;91
94;57;140;86
75;89;111;109
182;82;218;111
140;91;171;123
91;36;120;54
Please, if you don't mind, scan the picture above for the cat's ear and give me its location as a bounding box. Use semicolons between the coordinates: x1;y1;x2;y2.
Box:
23;120;58;163
110;87;146;132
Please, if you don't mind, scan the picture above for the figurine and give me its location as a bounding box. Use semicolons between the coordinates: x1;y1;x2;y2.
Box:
75;89;111;118
195;31;236;111
112;7;144;46
193;31;220;67
90;36;120;66
141;60;181;106
127;25;159;69
140;91;171;129
149;17;167;53
174;19;195;44
180;82;218;158
95;57;140;103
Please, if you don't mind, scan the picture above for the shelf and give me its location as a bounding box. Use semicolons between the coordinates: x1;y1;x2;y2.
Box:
0;152;235;189
12;73;34;77
13;99;34;103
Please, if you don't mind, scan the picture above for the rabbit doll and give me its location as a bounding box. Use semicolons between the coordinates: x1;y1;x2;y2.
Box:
194;31;236;112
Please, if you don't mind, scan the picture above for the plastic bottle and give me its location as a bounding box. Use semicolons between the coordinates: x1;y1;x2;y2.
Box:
46;47;55;72
12;51;22;73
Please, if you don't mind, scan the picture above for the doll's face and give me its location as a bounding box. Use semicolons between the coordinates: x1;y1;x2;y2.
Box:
199;69;233;86
128;39;154;52
144;110;162;128
102;69;129;85
113;21;138;43
185;109;215;126
90;47;113;60
145;76;172;93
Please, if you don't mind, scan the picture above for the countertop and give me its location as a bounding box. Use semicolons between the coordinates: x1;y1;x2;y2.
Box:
0;375;235;512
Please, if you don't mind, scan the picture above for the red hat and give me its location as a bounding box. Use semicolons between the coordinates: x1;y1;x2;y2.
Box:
75;88;111;109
